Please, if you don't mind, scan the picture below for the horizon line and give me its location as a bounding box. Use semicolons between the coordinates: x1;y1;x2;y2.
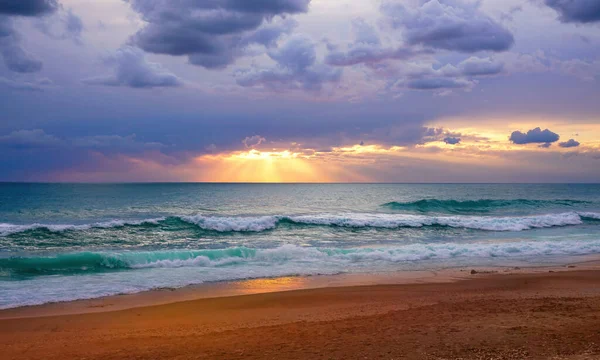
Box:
1;182;600;185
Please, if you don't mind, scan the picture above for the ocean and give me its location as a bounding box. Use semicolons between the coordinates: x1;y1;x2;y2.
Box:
1;183;599;309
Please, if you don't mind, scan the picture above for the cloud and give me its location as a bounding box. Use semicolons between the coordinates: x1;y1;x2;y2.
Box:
365;126;464;147
269;35;316;71
35;8;84;43
406;77;472;90
127;0;309;69
321;12;505;96
389;56;502;93
458;56;504;76
544;0;600;23
382;0;514;53
83;46;183;88
420;127;464;144
0;129;62;148
1;4;83;74
0;0;58;16
509;127;560;145
72;134;165;152
559;139;581;148
0;129;166;153
240;18;298;48
235;35;342;91
0;76;51;91
242;135;266;148
494;51;600;82
325;19;432;67
326;44;429;67
444;136;461;145
499;5;523;22
0;17;43;72
406;78;473;90
350;18;381;46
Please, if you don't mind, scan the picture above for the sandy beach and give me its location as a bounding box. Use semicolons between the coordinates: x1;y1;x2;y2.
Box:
2;262;600;360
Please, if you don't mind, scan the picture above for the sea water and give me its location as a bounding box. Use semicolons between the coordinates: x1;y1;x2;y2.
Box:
1;183;599;309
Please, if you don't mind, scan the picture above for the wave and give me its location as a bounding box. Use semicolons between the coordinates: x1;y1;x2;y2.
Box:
1;212;599;237
382;199;591;213
182;212;599;232
0;248;254;276
3;240;600;277
0;218;166;237
3;239;600;309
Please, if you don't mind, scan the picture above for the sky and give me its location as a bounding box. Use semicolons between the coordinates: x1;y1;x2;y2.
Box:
0;0;599;183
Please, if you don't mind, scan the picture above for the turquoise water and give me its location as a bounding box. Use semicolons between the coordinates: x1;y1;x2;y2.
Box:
1;183;600;308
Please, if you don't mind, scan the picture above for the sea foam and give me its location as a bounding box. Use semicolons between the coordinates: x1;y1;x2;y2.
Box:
180;212;594;232
3;239;600;309
1;211;599;236
0;218;166;237
4;239;600;275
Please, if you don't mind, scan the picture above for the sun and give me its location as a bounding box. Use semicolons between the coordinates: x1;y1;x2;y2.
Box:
193;149;329;183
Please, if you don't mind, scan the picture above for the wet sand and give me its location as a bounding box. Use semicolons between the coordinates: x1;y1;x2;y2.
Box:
2;263;600;359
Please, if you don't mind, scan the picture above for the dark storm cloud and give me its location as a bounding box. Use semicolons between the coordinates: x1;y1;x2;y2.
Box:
220;0;310;13
0;2;80;74
0;0;58;16
559;139;580;148
509;127;560;144
185;18;297;69
544;0;600;23
382;0;514;53
0;17;43;72
83;46;183;88
236;35;342;91
0;129;165;152
0;129;170;180
127;0;310;69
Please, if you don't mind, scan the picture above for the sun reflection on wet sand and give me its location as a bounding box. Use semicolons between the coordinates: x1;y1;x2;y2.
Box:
231;277;311;295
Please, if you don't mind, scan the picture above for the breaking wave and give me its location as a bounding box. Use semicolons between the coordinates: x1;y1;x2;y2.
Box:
3;240;600;277
0;218;166;237
2;212;599;237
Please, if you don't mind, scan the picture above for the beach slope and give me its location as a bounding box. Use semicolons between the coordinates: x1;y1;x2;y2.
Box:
2;270;600;359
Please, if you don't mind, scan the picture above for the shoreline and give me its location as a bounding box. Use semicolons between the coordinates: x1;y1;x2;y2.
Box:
3;254;600;319
2;265;600;359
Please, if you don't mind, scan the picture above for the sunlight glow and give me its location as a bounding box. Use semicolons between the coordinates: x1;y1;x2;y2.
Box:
193;149;329;183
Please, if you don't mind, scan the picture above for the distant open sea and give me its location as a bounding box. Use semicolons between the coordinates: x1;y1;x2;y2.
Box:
1;183;600;309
